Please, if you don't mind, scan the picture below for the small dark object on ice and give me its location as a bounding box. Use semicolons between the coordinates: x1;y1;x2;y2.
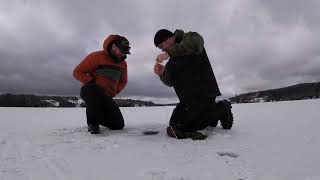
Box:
143;130;159;135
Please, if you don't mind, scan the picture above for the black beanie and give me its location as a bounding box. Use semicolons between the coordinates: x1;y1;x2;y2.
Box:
154;29;174;47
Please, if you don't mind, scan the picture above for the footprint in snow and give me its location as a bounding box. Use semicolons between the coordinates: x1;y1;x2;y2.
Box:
217;152;240;158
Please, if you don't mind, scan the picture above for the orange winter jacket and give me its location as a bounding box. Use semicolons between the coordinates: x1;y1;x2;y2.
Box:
73;35;128;97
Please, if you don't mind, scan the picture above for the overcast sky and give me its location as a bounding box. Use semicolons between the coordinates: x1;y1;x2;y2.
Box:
1;0;320;102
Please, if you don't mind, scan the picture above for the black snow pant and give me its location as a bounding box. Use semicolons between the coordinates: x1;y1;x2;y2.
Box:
169;97;223;132
80;82;124;130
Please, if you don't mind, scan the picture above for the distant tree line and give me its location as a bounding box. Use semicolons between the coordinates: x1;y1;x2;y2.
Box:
230;82;320;103
2;81;319;107
0;93;160;107
115;99;157;107
0;94;81;107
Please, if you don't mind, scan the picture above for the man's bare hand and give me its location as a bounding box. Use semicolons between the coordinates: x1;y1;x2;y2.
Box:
156;52;170;63
154;63;165;75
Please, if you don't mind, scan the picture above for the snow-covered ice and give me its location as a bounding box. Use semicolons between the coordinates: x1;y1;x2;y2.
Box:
0;99;319;180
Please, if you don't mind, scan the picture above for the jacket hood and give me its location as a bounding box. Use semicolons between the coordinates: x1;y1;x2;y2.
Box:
103;35;120;53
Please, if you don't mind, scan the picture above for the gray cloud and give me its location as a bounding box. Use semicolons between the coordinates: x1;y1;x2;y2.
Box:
0;0;319;101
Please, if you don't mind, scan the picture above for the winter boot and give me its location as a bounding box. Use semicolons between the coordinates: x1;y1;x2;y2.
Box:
218;100;234;129
88;124;100;134
184;131;208;140
166;126;186;139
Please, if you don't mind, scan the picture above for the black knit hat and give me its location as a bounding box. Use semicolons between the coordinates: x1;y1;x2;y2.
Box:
154;29;174;47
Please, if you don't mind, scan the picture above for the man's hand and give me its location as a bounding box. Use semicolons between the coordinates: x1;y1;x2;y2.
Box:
154;63;165;75
156;52;170;63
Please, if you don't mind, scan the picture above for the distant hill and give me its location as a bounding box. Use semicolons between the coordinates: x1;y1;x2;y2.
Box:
229;82;320;103
0;94;160;107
